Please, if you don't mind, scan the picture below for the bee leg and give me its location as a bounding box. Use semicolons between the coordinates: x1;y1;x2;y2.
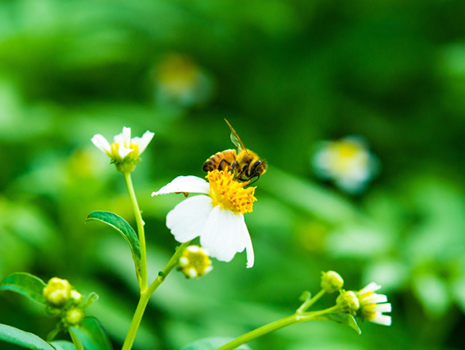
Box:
235;164;247;181
218;159;232;171
247;174;260;186
230;161;238;174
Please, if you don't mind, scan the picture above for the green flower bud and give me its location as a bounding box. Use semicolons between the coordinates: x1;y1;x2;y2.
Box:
179;245;213;279
321;271;344;293
43;278;72;307
65;308;84;325
336;290;360;315
70;290;83;304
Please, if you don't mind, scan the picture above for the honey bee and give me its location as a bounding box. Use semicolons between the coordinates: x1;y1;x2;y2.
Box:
202;119;267;184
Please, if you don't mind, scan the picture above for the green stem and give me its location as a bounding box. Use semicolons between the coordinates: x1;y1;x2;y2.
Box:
121;242;191;350
124;172;148;291
297;289;326;313
69;330;85;350
216;307;340;350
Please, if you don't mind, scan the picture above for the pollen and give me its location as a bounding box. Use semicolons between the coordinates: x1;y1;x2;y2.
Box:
207;170;257;214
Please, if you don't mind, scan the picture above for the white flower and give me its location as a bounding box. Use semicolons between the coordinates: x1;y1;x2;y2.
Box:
312;136;378;193
356;282;392;326
91;127;154;172
152;170;256;268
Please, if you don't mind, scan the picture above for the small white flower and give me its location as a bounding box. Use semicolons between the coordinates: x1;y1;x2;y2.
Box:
91;127;154;172
312;136;378;193
356;282;392;326
152;170;256;268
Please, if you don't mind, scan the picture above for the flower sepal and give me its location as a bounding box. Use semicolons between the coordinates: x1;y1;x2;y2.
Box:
326;313;361;335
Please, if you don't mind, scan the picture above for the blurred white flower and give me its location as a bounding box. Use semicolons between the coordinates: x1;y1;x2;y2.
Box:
91;127;154;172
356;282;392;326
311;136;378;193
152;170;256;268
154;54;213;108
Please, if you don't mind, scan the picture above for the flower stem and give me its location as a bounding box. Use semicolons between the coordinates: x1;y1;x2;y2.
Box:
121;242;191;350
297;289;326;314
216;307;340;350
124;172;148;291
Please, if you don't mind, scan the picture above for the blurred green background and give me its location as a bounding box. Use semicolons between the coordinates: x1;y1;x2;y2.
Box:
1;0;465;349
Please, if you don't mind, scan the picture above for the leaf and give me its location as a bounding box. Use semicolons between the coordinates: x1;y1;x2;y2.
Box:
299;290;311;303
327;313;361;335
86;211;141;274
50;340;76;350
180;337;251;350
81;292;99;309
69;317;112;350
0;272;46;304
0;323;55;350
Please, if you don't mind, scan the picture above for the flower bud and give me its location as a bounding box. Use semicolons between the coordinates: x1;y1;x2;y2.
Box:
179;245;213;278
321;270;344;293
336;290;360;314
65;308;84;325
70;290;83;304
43;278;72;307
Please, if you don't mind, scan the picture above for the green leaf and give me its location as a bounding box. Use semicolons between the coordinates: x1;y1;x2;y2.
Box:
299;290;311;303
0;272;46;304
180;337;251;350
81;292;99;309
327;313;361;335
50;340;76;350
86;211;141;274
0;323;55;350
69;317;112;350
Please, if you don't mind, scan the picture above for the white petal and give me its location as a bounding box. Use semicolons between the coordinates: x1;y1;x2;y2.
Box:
117;142;133;159
239;214;254;268
133;131;155;155
363;293;388;304
374;303;392;313
152;176;210;196
360;282;381;294
122;127;131;147
166;195;213;243
114;132;124;144
200;207;245;263
91;134;112;156
371;314;392;326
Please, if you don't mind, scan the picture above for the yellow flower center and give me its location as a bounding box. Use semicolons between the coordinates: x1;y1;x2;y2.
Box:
207;170;257;214
328;141;367;174
334;141;360;158
356;290;378;321
110;142;139;161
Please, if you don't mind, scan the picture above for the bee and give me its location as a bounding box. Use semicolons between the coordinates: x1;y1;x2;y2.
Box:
202;119;267;184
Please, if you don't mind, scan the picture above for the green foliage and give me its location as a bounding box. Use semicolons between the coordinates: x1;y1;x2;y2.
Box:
180;337;251;350
0;324;54;350
1;0;465;349
86;211;141;280
69;317;112;350
50;341;76;350
326;314;361;335
0;272;46;304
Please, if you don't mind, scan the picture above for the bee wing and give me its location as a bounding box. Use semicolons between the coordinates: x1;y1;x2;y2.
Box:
224;118;248;152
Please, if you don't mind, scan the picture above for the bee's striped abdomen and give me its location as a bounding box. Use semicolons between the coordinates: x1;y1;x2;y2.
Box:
202;149;236;172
